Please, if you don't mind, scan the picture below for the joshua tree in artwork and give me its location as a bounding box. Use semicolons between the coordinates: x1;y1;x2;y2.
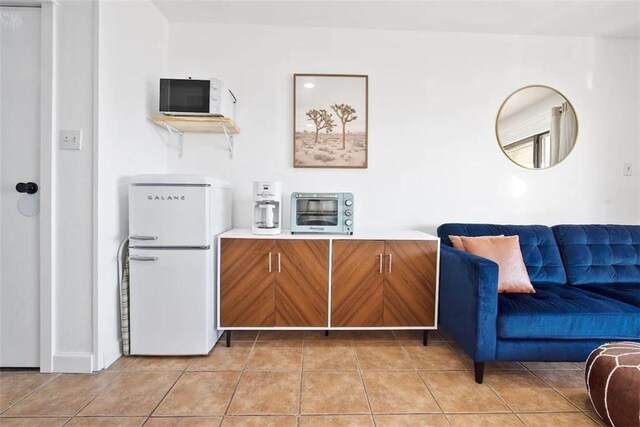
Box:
331;104;357;149
306;109;335;144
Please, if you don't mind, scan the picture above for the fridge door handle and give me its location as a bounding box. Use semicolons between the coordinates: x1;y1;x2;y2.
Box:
130;235;158;241
130;255;158;261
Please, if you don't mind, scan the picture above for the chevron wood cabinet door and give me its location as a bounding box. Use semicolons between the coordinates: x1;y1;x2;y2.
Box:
220;238;276;327
383;240;438;327
331;240;385;327
275;240;329;327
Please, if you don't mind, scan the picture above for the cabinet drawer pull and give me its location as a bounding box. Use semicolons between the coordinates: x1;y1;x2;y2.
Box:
278;253;282;273
268;252;272;273
387;254;393;273
378;254;383;274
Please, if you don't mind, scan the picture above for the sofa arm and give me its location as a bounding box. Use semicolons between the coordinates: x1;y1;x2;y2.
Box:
439;245;499;361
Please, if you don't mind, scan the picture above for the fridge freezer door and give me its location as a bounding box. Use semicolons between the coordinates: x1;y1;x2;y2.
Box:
129;248;214;355
129;184;210;247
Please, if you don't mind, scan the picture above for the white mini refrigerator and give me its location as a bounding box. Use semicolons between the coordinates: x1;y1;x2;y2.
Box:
128;175;231;355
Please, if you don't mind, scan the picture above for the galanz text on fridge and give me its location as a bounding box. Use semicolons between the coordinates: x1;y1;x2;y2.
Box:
147;195;186;200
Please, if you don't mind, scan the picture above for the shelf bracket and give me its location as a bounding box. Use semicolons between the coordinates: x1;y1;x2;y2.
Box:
221;123;234;159
162;121;184;158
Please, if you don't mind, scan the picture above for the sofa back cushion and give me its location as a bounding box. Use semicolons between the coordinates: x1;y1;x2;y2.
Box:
552;224;640;285
437;223;567;285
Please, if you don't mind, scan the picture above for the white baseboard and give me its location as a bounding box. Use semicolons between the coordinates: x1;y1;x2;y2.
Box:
52;352;94;373
102;345;123;371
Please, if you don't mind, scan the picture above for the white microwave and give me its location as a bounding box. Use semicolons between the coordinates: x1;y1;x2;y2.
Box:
159;78;236;118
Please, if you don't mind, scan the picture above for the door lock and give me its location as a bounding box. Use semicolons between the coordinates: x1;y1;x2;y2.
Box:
16;182;38;195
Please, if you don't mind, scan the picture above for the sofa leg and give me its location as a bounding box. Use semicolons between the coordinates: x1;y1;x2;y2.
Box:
474;362;485;384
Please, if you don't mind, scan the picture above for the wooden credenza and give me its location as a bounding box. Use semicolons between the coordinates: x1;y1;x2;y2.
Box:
217;229;439;342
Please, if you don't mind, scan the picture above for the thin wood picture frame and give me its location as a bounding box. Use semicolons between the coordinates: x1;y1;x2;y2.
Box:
293;74;369;168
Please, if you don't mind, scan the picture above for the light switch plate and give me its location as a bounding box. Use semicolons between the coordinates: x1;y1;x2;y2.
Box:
624;162;633;176
60;129;82;150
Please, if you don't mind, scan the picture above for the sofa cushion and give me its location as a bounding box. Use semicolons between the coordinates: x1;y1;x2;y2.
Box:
579;284;640;308
552;224;640;285
438;224;566;285
497;284;640;340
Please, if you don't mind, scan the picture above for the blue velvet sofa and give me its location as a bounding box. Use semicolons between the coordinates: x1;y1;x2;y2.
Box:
437;224;640;383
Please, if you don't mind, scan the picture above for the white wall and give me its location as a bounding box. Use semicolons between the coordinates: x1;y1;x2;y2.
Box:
95;0;169;370
51;0;95;372
167;24;640;232
46;13;640;372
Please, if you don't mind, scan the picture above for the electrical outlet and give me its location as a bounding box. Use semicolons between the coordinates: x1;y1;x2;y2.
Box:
624;162;633;176
60;129;82;150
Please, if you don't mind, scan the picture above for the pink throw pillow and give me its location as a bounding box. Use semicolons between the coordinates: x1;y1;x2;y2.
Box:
459;235;535;294
449;235;466;251
449;234;504;251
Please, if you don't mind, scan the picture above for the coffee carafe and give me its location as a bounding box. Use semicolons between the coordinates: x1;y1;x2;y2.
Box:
252;181;282;235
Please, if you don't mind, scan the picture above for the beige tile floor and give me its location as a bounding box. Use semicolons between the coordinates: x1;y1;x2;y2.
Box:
0;330;605;426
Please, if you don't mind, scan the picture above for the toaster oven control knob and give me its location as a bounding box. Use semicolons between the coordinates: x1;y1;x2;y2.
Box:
345;219;353;227
345;199;353;206
344;209;352;216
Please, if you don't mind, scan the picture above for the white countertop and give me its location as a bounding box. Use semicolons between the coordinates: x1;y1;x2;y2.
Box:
219;228;439;241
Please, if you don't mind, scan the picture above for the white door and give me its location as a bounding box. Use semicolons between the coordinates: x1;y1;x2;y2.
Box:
129;248;213;355
0;6;41;367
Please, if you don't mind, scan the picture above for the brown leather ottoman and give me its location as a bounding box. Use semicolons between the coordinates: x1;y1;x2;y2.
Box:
586;342;640;427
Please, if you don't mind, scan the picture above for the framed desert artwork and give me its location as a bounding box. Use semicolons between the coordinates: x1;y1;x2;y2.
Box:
294;74;368;168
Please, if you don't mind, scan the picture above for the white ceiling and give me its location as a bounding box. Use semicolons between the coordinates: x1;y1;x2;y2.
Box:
152;0;640;39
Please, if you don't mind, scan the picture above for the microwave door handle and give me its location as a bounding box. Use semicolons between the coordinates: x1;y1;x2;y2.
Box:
130;235;158;241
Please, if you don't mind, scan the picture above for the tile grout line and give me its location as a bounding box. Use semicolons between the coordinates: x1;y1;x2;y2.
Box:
521;362;583;412
398;335;450;421
431;338;520;417
350;334;376;426
526;368;588;413
222;331;259;419
0;372;61;416
353;337;375;421
64;370;127;422
415;368;447;418
298;333;306;418
138;360;193;421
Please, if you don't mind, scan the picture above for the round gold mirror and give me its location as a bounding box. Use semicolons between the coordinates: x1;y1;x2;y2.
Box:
496;85;578;169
